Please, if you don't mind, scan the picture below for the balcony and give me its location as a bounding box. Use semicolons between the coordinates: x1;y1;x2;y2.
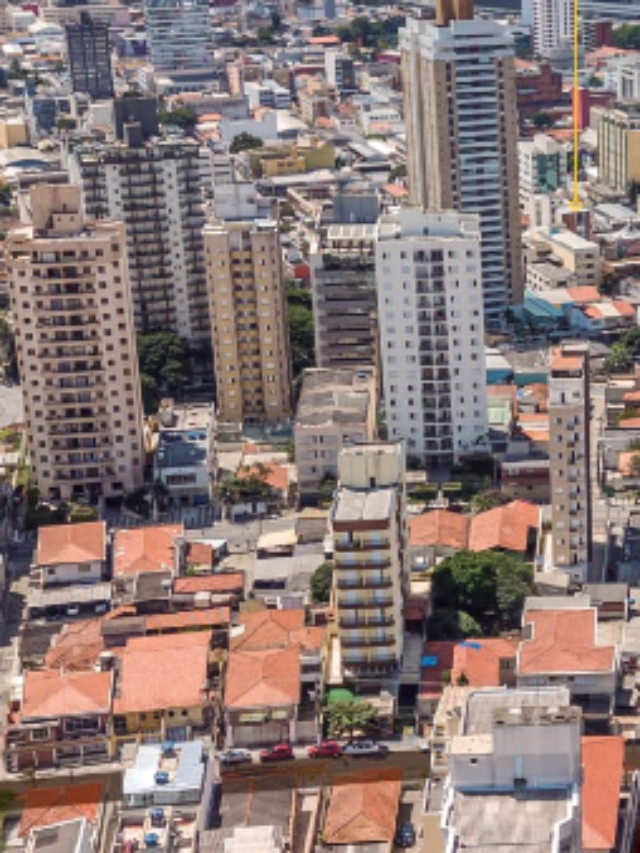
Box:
341;635;396;648
339;615;395;628
334;540;390;552
336;577;392;590
335;560;392;572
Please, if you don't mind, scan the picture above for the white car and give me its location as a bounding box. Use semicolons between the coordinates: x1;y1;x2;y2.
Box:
219;749;252;766
342;740;389;757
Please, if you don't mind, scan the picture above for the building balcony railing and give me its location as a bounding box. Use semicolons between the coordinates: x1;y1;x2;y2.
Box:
333;540;390;552
335;577;392;590
340;635;396;648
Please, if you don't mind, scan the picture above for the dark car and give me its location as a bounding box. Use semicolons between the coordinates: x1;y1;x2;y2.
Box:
260;743;294;763
395;822;416;848
307;740;342;758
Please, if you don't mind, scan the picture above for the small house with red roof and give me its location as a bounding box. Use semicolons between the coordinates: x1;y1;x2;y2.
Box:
35;521;107;587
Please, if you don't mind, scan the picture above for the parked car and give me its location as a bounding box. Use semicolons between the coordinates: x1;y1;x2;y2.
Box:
307;740;342;759
219;749;252;766
395;822;416;848
342;740;389;757
260;743;294;763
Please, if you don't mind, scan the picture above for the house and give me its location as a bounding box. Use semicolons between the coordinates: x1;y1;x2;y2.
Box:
112;632;214;742
34;522;107;587
113;524;184;579
582;736;624;853
517;608;618;723
322;769;402;847
5;670;113;773
583;583;630;621
223;647;310;746
230;609;325;685
122;741;205;808
18;782;104;841
467;500;540;557
409;510;468;561
172;572;245;607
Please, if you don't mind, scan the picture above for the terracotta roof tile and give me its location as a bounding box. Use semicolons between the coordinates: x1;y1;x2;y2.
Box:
468;500;540;553
113;524;184;577
145;607;230;631
237;463;288;493
186;542;214;566
22;670;112;719
19;782;103;838
419;641;456;696
323;770;402;844
224;648;300;708
113;632;210;714
36;521;106;566
451;637;519;687
518;609;616;675
174;572;245;595
44;618;105;671
582;735;624;851
409;510;469;549
566;285;601;303
613;300;636;317
231;609;324;653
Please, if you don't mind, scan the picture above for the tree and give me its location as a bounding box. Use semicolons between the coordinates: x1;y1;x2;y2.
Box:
431;551;534;635
325;700;377;739
426;608;482;641
0;316;17;380
230;132;264;154
470;488;510;514
388;163;407;181
57;117;77;131
157;105;197;131
0;182;12;207
318;474;337;507
69;505;98;523
286;283;315;380
612;23;640;50
137;331;190;413
311;561;333;603
532;111;553;130
629;454;640;477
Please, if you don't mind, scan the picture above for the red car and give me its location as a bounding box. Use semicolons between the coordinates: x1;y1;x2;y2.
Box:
307;740;343;759
260;743;294;763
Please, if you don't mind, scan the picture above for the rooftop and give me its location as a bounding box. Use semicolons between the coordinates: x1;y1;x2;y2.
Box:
19;782;103;838
323;770;402;845
296;367;375;429
36;521;106;567
581;736;624;851
224;647;300;708
173;572;245;595
22;669;112;719
113;632;210;715
468;501;539;554
113;524;184;577
463;687;572;736
123;741;205;802
518;609;616;675
333;486;395;523
156;430;208;470
230;609;325;654
409;510;468;550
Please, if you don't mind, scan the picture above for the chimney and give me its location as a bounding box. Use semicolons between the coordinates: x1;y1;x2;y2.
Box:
436;0;473;25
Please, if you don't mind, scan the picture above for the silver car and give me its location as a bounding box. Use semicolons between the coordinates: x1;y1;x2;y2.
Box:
343;740;389;757
219;749;252;766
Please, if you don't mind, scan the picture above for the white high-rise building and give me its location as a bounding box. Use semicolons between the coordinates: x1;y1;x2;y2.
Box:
376;208;487;467
518;133;568;209
144;0;213;73
401;5;523;323
532;0;574;58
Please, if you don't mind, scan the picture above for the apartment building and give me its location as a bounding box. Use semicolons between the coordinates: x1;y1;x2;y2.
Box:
70;125;212;354
532;0;574;57
144;0;213;73
65;12;113;99
331;442;408;676
310;224;378;371
325;52;356;95
400;0;523;321
376;208;487;466
6;184;144;502
549;342;593;581
597;103;640;194
442;687;583;852
203;219;292;426
295;367;377;503
518;134;568;209
532;226;601;287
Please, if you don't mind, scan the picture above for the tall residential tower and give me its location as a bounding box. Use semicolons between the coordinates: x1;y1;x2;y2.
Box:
400;1;523;321
6;185;144;502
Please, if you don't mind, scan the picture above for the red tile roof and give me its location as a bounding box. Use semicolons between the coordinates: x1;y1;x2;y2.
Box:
613;300;636;317
468;500;540;553
113;524;184;576
224;648;300;708
44;618;105;671
36;521;106;566
419;641;456;698
174;572;245;595
145;607;230;631
113;632;210;714
582;735;624;850
186;541;215;566
19;782;104;838
231;609;325;653
323;770;402;844
22;670;112;719
518;609;616;675
566;286;601;304
409;510;469;549
237;462;289;493
451;638;519;687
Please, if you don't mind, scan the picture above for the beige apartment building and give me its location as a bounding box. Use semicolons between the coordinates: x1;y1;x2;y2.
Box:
203;219;292;426
295;367;377;504
400;0;523;321
549;342;592;582
530;227;601;288
596;103;640;194
6;184;144;502
331;442;408;677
